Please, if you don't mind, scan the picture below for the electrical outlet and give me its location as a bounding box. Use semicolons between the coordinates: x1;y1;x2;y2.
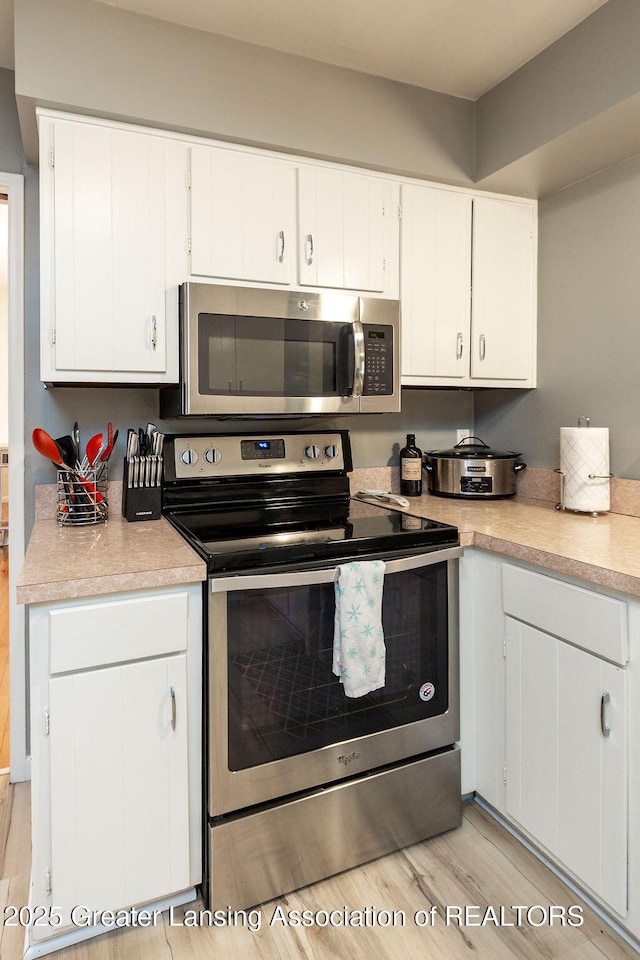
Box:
456;429;471;445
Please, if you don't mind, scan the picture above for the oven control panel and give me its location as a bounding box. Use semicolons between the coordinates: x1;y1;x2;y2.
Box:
168;433;347;480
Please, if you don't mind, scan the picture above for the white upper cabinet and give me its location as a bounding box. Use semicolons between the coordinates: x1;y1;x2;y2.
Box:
297;166;399;296
38;110;532;387
471;196;535;382
39;114;187;384
401;185;536;387
401;184;472;381
190;146;295;285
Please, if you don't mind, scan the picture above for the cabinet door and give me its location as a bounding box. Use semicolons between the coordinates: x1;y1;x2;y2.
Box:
48;655;190;920
470;197;534;381
190;146;295;284
505;617;627;915
298;166;393;292
51;121;168;375
400;184;471;379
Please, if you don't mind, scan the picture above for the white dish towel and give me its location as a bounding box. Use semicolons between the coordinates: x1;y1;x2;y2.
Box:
333;559;386;698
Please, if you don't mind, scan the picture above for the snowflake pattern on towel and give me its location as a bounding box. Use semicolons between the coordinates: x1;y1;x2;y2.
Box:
333;559;386;698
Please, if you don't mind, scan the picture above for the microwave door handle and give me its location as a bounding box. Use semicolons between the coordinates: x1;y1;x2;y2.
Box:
337;324;356;397
352;320;365;398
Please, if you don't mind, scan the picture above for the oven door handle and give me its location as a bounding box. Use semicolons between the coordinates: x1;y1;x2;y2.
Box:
210;545;463;592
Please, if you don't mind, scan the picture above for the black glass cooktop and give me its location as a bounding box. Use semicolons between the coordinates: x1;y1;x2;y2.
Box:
165;497;459;575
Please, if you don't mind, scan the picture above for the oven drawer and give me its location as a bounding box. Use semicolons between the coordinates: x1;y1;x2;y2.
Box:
209;746;461;910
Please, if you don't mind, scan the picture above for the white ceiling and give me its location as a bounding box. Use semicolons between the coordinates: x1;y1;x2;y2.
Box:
0;0;608;99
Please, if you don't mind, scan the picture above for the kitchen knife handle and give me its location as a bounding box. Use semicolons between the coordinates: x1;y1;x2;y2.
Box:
277;230;285;263
601;692;611;738
170;686;177;731
456;331;464;360
479;333;486;361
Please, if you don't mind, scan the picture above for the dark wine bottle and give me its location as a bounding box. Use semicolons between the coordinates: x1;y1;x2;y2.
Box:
400;433;422;497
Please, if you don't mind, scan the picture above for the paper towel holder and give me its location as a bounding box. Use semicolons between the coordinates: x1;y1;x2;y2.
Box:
555;416;614;516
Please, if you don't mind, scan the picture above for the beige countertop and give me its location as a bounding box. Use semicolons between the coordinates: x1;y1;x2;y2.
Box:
18;479;640;605
17;514;207;605
378;491;640;598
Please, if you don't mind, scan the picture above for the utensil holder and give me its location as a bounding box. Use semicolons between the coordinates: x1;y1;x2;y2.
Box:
57;468;108;525
122;458;162;522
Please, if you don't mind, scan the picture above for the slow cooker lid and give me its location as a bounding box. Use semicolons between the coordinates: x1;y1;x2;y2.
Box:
426;436;522;460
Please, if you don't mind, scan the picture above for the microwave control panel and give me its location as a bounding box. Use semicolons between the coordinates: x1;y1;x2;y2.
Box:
363;324;393;396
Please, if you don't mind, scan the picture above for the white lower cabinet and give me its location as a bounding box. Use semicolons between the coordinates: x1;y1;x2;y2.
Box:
28;585;202;948
505;616;627;915
466;550;635;928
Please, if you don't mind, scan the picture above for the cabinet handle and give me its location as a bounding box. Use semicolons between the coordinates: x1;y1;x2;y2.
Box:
151;315;158;350
170;686;177;731
479;333;486;361
306;233;314;266
456;332;464;360
277;230;285;263
601;692;611;738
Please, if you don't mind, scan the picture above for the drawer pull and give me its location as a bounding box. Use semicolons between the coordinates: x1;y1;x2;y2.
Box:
170;686;177;731
601;692;611;738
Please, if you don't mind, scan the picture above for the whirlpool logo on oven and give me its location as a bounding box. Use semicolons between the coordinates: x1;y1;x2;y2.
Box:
337;751;360;766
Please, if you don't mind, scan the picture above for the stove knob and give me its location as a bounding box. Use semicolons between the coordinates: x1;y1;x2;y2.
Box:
304;444;320;460
204;447;222;465
324;444;339;459
180;448;198;466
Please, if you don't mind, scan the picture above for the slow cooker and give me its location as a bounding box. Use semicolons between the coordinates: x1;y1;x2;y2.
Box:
423;436;526;499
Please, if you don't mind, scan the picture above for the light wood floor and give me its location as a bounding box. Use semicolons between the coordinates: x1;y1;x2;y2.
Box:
0;779;637;960
0;547;8;773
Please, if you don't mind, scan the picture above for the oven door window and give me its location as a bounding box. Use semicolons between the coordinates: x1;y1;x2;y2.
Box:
227;562;449;771
198;313;353;398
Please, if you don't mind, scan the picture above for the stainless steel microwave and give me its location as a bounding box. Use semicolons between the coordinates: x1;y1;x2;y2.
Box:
160;283;400;417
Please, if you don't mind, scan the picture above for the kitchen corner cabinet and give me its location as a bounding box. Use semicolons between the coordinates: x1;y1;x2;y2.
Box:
297;166;400;296
28;584;202;947
189;145;296;285
400;186;536;387
39;114;188;384
468;551;632;922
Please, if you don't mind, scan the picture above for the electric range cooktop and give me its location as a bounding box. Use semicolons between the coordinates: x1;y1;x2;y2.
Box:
161;431;459;575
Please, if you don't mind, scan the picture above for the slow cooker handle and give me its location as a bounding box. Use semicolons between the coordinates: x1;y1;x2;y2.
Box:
514;461;527;472
454;436;490;449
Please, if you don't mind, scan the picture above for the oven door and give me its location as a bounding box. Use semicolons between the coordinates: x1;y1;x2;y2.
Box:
208;546;462;816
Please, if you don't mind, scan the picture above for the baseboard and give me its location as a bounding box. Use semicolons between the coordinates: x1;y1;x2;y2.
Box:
473;794;640;956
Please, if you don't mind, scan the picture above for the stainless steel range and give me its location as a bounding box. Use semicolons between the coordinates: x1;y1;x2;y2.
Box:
162;430;463;911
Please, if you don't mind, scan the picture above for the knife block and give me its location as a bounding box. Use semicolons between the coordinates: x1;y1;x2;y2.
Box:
122;463;162;522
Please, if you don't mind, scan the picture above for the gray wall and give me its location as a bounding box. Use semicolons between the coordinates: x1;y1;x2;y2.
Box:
476;153;640;481
0;67;23;173
475;0;640;180
14;0;475;183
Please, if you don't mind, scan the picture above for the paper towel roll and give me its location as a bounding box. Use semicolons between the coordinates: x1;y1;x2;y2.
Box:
560;426;610;513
